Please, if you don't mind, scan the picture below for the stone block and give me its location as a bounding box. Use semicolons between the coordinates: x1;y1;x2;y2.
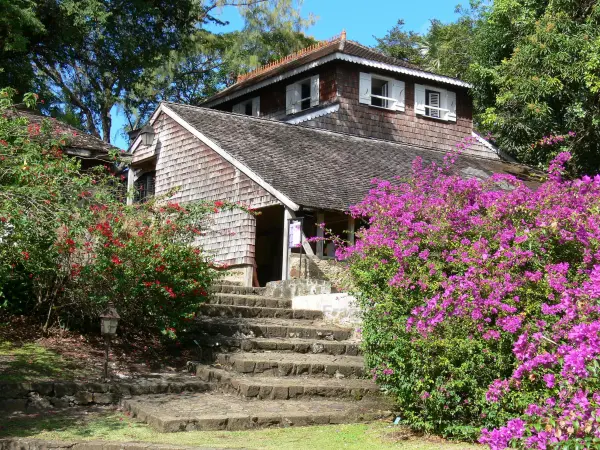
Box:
270;386;289;400
31;382;54;396
194;416;228;431
226;414;252;431
26;392;52;411
257;386;273;399
288;386;304;398
92;393;116;404
49;397;71;408
73;391;93;405
238;383;259;398
86;383;109;393
53;382;77;397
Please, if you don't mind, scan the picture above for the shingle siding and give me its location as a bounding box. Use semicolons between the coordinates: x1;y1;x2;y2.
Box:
132;112;279;266
213;61;497;159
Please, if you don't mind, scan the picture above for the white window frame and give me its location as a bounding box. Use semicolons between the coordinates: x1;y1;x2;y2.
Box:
233;96;260;117
359;72;405;112
286;75;319;115
414;84;456;122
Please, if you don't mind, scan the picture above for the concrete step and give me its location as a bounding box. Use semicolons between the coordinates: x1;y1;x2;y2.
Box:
208;293;292;309
199;304;324;320
211;285;266;296
213;352;366;378
192;366;379;400
193;335;361;356
190;316;354;341
122;392;393;432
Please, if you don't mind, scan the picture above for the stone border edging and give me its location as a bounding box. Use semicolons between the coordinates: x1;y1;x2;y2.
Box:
0;377;211;411
0;438;236;450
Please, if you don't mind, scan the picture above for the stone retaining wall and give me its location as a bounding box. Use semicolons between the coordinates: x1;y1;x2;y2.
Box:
0;377;210;412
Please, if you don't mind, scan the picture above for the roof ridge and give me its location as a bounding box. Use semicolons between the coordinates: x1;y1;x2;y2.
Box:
344;39;422;71
235;31;346;84
163;101;508;164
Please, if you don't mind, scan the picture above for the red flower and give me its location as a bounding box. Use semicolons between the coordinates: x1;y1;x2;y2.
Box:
21;251;30;260
155;265;165;272
214;200;224;208
111;255;123;265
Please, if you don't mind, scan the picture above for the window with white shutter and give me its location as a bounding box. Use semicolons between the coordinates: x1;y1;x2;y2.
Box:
359;72;405;111
285;75;320;115
415;84;457;122
233;96;260;117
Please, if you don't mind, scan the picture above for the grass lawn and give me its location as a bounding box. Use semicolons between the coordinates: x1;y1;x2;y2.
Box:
0;410;481;450
0;340;95;382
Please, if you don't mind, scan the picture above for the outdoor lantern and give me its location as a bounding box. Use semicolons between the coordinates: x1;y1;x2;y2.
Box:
100;301;120;337
139;123;155;146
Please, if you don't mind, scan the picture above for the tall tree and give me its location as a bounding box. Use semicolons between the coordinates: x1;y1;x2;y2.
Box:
374;4;482;79
1;0;311;143
123;15;315;131
469;0;600;173
374;20;427;67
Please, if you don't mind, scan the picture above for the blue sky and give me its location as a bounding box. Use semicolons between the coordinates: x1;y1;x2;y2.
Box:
110;0;462;148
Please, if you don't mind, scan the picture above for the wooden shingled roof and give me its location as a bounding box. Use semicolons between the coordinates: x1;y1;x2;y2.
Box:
11;109;121;155
163;102;540;211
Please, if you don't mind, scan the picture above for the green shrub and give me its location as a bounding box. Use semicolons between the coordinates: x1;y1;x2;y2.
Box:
0;88;225;336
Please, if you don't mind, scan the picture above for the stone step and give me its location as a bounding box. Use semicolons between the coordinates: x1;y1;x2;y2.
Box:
193;335;361;356
192;366;379;400
208;293;292;309
213;352;366;378
190;316;354;341
122;392;393;432
199;304;324;320
211;285;267;296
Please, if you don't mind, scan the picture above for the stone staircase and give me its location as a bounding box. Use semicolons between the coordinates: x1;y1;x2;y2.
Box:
122;284;393;432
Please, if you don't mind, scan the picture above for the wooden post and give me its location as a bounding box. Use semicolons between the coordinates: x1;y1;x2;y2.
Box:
282;208;292;280
316;211;325;258
348;216;355;245
126;168;135;206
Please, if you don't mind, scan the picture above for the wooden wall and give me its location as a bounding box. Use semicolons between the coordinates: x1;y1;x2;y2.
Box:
213;61;498;159
132;112;280;266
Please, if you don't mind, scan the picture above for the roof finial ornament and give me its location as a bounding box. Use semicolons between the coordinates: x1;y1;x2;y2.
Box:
341;29;347;41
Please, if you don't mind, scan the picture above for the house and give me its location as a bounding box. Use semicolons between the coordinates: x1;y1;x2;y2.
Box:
128;32;535;287
15;108;122;170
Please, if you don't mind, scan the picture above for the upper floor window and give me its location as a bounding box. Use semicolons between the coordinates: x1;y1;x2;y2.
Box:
359;72;405;111
415;84;456;122
286;75;319;115
233;96;260;117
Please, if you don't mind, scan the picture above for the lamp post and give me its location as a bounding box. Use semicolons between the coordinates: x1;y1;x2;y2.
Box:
100;302;120;380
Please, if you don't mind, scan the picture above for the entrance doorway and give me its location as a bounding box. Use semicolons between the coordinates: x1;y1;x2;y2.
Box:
254;205;284;286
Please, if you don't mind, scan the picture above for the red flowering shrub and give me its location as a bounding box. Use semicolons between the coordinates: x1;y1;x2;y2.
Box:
0;88;222;335
342;152;600;447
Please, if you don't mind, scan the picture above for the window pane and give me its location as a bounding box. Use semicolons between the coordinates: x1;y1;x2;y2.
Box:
301;82;311;110
244;101;253;116
371;78;389;108
425;90;441;118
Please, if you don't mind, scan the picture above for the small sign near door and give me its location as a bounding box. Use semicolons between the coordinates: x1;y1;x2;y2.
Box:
288;219;303;248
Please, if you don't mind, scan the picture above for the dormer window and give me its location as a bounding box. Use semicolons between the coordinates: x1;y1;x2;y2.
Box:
233;97;260;117
415;84;456;121
359;73;405;111
286;75;319;115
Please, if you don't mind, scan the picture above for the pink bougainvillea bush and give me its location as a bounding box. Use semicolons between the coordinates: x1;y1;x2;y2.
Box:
341;152;600;447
